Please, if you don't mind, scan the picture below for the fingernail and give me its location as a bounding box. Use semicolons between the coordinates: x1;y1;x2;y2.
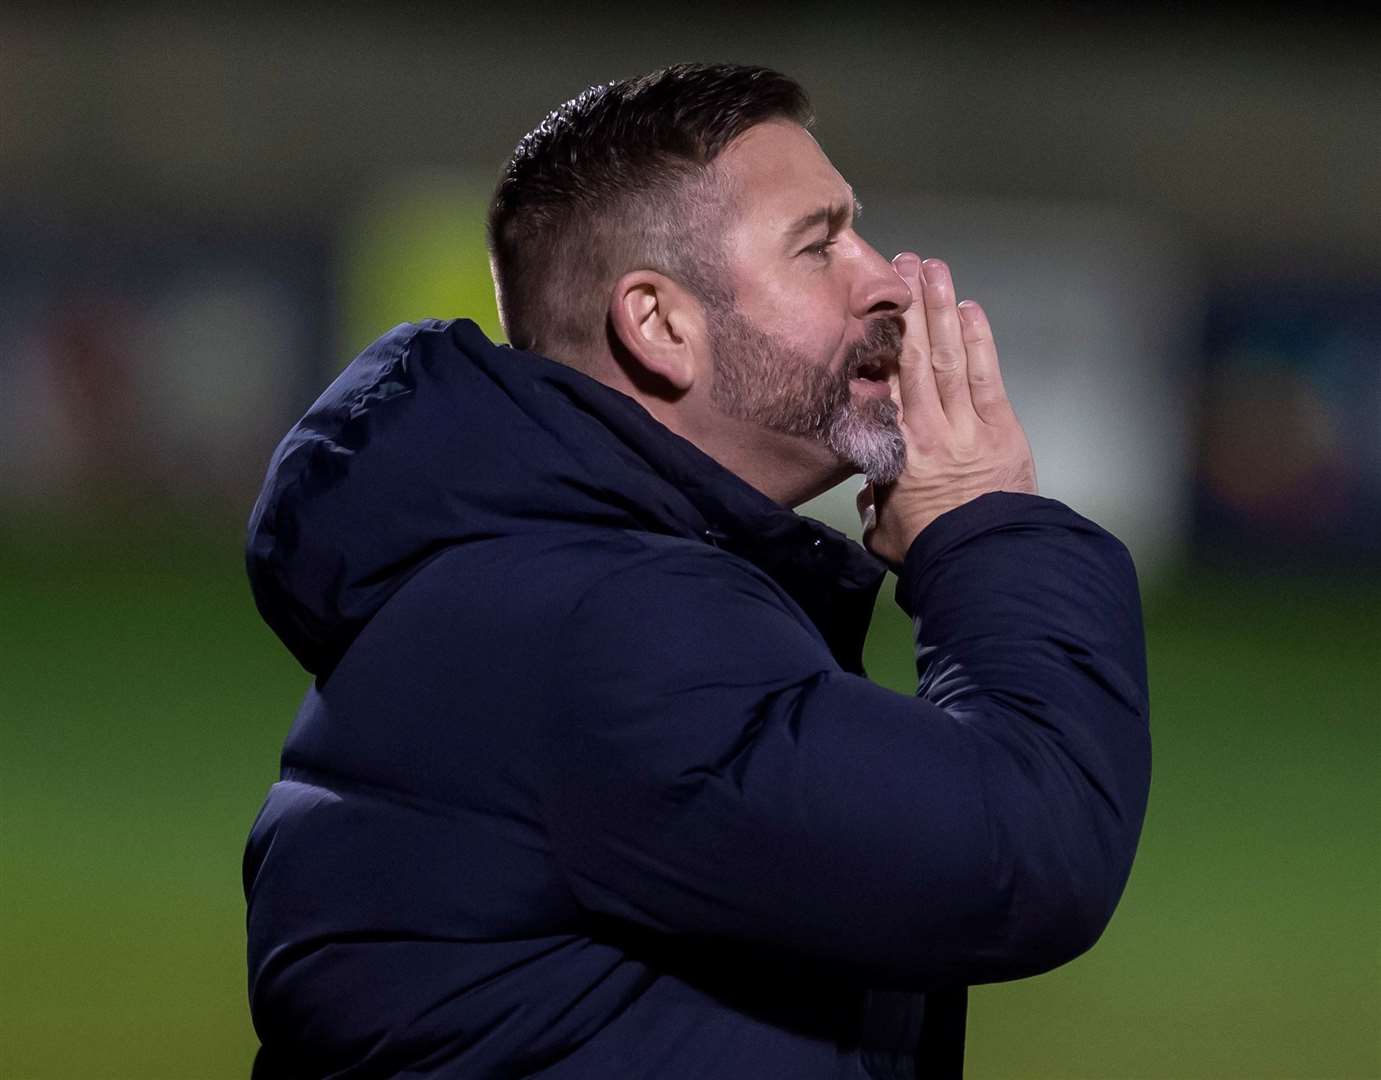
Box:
958;300;980;324
893;253;920;275
922;259;946;286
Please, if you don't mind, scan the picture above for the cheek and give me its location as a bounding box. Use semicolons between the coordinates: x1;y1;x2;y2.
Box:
748;278;850;361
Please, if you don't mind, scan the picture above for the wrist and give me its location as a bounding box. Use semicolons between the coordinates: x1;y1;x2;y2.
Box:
893;491;1056;616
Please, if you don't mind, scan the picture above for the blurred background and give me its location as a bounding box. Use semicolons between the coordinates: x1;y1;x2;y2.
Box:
2;5;1377;1077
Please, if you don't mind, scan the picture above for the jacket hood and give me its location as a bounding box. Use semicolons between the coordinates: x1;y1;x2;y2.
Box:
247;319;884;676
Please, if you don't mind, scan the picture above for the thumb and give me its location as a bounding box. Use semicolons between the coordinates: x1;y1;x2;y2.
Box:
856;480;877;538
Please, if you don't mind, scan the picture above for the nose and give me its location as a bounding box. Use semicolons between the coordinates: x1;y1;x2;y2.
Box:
849;236;913;319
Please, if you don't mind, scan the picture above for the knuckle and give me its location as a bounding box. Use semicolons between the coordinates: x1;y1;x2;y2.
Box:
977;393;1014;414
904;426;937;454
930;347;964;372
971;383;1009;405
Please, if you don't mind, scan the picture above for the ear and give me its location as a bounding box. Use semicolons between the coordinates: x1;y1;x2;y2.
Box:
607;270;708;394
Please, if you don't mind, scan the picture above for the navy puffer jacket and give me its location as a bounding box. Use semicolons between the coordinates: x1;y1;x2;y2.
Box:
244;319;1150;1078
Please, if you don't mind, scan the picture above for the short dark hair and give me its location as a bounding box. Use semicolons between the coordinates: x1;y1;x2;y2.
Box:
487;63;813;359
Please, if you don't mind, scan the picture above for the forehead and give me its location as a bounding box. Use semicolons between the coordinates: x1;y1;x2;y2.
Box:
714;120;853;232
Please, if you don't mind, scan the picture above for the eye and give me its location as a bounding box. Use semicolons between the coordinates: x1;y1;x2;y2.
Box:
804;238;837;259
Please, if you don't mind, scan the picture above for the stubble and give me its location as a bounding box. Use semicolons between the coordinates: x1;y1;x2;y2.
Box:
708;309;907;484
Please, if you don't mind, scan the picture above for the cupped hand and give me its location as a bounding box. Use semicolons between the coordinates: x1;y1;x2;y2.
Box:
859;254;1037;567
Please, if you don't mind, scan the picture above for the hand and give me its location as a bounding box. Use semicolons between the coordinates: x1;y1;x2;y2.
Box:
859;254;1037;567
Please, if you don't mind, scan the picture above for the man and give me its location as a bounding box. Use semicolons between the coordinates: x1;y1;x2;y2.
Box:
244;63;1150;1078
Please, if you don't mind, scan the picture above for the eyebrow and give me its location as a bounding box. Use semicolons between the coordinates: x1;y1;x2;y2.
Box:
783;196;863;245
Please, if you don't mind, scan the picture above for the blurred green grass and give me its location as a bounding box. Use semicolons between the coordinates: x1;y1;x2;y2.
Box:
2;519;1378;1079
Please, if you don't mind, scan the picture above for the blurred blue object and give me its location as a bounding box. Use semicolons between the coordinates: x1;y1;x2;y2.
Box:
1195;283;1381;567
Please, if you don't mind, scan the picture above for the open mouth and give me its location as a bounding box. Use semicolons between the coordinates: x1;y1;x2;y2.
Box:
851;358;890;382
845;320;903;394
848;359;895;400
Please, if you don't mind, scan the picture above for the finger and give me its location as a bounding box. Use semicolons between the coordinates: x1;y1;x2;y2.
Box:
856;479;874;517
957;300;1012;423
891;252;944;428
920;259;972;422
856;480;877;536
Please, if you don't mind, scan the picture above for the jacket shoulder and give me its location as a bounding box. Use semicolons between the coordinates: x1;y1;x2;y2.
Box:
399;527;801;628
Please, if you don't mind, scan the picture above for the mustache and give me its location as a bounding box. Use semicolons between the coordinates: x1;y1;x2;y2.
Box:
845;317;904;377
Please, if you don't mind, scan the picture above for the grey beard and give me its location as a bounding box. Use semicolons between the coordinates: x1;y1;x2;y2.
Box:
709;306;906;484
826;396;906;485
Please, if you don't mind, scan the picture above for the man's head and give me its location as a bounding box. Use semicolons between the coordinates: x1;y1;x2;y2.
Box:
488;64;912;502
489;63;803;358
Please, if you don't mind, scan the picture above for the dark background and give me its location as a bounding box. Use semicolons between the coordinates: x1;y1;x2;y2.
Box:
2;6;1377;1077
